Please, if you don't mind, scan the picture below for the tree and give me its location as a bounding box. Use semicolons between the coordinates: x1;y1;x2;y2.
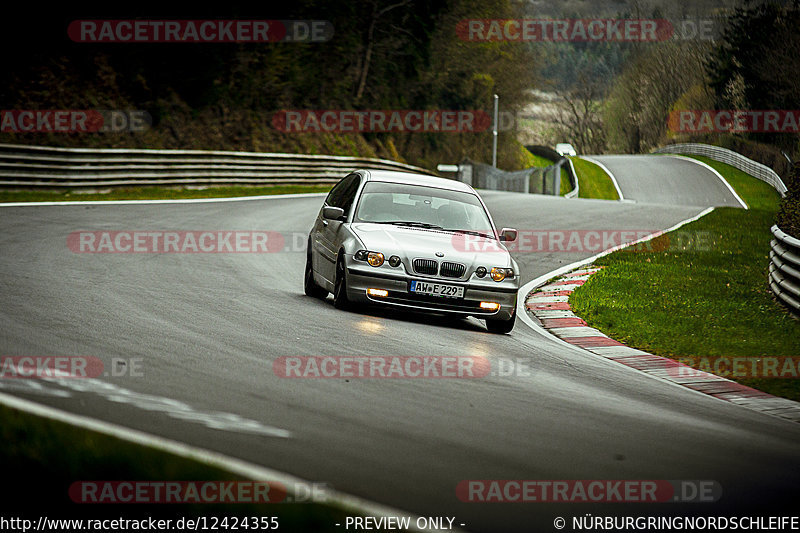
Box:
552;70;607;154
605;40;711;153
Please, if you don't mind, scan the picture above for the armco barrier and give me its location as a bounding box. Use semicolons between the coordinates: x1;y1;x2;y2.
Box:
653;143;787;197
564;156;579;198
769;224;800;314
525;144;579;196
0;143;433;187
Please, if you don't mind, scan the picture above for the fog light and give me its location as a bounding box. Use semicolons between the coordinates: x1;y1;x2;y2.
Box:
480;301;500;311
367;252;385;267
367;288;388;298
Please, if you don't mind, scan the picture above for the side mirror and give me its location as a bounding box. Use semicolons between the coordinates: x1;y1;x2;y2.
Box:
322;206;345;220
499;228;518;242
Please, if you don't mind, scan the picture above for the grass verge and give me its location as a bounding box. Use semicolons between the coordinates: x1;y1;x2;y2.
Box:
0;184;333;203
571;156;620;200
0;402;357;531
569;164;800;401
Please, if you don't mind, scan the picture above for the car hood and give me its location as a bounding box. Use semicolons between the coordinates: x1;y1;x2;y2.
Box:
351;223;512;266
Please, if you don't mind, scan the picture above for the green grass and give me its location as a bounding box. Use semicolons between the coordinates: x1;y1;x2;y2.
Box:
569;162;800;401
559;172;572;195
570;156;620;200
0;184;334;203
0;403;356;530
524;153;557;169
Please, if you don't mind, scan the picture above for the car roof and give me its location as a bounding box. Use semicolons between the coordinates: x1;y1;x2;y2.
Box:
360;169;475;193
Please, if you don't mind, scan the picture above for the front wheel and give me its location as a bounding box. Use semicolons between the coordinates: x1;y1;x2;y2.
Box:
333;254;352;310
486;310;515;334
304;243;328;299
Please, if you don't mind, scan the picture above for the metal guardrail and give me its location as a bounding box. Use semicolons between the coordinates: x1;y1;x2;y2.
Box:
652;143;787;197
769;225;800;314
524;145;578;197
564;157;579;198
455;159;561;195
0;143;433;187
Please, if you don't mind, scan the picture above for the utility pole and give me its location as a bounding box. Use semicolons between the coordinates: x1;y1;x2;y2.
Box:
492;94;499;168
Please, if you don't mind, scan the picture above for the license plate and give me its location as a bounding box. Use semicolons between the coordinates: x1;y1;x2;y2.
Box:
409;280;464;298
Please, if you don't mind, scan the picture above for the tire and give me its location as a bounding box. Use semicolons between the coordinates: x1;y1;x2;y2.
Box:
304;242;328;299
486;310;516;334
333;254;352;310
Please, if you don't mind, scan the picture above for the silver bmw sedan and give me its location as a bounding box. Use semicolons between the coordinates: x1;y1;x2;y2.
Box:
304;169;520;333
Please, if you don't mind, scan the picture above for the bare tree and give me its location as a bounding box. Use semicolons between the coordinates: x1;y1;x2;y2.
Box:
553;72;606;154
354;0;412;103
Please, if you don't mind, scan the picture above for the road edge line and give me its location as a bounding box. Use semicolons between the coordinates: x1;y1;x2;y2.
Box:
0;391;449;533
0;192;329;208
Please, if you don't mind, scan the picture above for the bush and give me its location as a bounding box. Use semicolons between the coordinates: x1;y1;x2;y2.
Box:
776;162;800;236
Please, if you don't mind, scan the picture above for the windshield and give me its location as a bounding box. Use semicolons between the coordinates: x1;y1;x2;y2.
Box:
354;181;495;236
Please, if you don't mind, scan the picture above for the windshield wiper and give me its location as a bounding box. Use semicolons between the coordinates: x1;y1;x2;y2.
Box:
443;229;491;237
386;221;444;229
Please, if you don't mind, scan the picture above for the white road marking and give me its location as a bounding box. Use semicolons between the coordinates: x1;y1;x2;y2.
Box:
0;192;328;208
9;375;291;438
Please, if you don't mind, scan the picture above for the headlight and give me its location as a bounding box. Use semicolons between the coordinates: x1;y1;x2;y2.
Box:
355;250;386;267
367;252;385;267
388;255;401;267
490;267;513;282
475;266;487;278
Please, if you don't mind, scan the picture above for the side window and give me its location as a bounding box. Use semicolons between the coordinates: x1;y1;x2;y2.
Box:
325;176;348;208
339;175;362;215
326;174;358;209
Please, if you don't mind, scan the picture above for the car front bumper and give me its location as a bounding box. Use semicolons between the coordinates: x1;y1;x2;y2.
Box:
346;266;518;320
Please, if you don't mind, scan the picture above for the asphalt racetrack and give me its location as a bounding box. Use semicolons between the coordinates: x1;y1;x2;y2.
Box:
1;156;797;532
